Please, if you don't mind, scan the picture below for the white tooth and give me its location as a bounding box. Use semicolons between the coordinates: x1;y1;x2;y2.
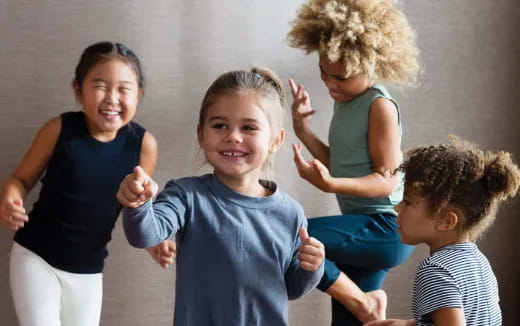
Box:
101;110;119;116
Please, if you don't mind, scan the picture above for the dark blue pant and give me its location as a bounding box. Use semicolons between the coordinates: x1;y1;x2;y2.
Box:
308;213;414;326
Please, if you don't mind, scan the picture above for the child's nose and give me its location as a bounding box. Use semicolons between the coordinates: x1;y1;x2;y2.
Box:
104;89;119;104
323;78;337;90
225;129;243;143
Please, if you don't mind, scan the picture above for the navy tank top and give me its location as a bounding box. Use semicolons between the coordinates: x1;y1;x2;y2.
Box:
14;111;145;273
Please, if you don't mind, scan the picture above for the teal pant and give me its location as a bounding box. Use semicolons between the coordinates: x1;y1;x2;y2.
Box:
308;213;414;326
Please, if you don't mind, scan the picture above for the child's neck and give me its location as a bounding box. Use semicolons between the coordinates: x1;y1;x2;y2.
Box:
428;232;470;255
214;171;269;197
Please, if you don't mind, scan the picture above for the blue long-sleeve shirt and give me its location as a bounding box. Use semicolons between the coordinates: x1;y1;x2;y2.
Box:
123;174;324;326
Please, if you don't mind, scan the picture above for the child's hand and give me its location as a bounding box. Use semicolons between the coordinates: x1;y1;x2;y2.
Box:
117;166;158;208
298;228;324;272
289;79;315;132
292;144;334;192
0;198;28;230
364;319;415;326
146;240;176;269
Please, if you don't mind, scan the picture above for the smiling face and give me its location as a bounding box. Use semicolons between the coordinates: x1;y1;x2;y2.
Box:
197;91;283;186
74;59;141;142
319;55;372;103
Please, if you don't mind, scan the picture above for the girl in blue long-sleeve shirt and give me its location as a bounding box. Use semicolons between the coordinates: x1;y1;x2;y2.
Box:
117;67;325;326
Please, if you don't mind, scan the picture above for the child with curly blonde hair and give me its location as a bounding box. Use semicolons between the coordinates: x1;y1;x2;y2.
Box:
365;137;519;326
287;0;419;324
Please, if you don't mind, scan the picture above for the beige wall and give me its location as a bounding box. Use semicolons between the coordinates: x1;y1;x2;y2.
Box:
0;1;518;325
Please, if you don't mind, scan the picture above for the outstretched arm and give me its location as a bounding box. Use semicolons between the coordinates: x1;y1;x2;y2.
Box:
136;132;175;268
289;79;330;167
0;117;60;230
119;171;187;249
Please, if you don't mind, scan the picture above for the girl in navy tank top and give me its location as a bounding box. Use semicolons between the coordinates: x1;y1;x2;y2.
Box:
0;42;173;326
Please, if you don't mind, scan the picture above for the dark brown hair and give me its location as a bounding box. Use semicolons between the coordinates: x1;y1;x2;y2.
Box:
74;41;144;91
400;136;520;240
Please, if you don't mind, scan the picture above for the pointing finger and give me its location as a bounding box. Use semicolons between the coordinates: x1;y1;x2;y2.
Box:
133;165;147;184
288;79;298;96
292;144;310;169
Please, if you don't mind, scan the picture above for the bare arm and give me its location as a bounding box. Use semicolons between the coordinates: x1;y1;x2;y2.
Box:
138;131;158;176
0;117;61;229
289;79;330;167
328;98;401;197
431;308;466;326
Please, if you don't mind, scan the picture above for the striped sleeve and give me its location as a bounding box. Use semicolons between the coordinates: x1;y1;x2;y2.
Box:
413;263;463;320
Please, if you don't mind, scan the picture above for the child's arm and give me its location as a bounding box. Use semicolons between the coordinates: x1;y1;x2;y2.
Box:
118;171;187;249
0;118;60;230
431;308;466;326
364;308;465;326
138;131;157;178
289;79;330;167
136;132;175;268
292;99;401;197
285;219;325;300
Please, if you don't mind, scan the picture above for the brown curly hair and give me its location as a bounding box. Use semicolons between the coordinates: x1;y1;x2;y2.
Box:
400;136;520;240
287;0;419;85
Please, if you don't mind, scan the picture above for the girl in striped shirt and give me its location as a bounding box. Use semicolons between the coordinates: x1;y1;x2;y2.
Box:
365;136;520;326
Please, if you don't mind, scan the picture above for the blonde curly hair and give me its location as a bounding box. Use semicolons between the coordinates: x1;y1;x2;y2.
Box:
288;0;419;85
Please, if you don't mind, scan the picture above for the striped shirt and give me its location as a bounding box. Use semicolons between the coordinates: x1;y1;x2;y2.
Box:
412;242;501;325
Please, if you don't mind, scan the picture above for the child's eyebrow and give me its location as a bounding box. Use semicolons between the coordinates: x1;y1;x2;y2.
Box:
89;78;135;85
208;116;227;122
208;116;259;123
319;64;347;79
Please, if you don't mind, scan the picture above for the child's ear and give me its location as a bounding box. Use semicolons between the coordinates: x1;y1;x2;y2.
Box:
196;124;203;145
72;81;81;102
436;210;459;231
270;128;286;153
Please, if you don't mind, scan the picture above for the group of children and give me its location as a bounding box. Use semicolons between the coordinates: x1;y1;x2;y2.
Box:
1;0;518;326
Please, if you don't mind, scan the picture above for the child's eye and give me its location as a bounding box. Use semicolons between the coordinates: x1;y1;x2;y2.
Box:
242;125;258;131
335;76;348;82
94;85;106;90
211;123;226;129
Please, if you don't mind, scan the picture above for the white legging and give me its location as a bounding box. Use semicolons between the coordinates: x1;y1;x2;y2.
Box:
9;242;103;326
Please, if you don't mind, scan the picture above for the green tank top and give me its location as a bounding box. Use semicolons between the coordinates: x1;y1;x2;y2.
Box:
328;84;403;215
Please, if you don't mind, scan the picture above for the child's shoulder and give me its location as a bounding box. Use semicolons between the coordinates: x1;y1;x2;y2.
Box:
418;243;480;273
165;175;206;188
271;185;306;220
367;84;396;106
